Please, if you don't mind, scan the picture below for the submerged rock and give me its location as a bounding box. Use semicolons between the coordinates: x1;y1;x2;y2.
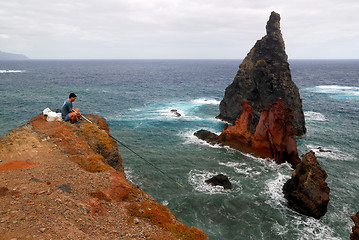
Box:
317;147;332;153
205;174;232;189
218;11;306;136
171;109;181;117
283;151;330;219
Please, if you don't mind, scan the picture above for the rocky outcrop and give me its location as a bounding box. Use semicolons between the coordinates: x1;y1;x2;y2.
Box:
351;212;359;240
195;98;301;167
283;151;330;219
0;114;208;239
218;11;306;136
205;174;232;189
171;109;182;117
194;130;221;145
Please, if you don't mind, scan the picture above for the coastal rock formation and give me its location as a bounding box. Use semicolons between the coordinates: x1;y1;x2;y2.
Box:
0;114;208;239
195;98;301;167
205;174;232;189
351;212;359;240
194;129;220;145
218;11;306;136
283;151;330;219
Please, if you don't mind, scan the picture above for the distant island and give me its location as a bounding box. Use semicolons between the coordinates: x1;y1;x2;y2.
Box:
0;50;29;60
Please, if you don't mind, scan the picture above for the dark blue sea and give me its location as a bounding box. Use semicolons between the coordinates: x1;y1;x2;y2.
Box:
0;59;358;239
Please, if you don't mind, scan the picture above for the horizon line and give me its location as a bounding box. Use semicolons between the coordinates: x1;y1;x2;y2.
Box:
1;58;359;61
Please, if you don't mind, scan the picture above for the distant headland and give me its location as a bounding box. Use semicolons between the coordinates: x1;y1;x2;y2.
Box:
0;50;29;60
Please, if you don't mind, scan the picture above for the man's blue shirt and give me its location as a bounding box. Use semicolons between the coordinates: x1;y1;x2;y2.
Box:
62;99;73;119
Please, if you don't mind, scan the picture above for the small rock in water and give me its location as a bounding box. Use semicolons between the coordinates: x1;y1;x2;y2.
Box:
317;147;332;153
205;174;232;189
170;109;181;117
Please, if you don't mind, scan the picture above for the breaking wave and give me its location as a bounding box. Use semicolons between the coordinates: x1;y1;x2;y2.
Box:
306;85;359;100
0;70;25;73
114;97;221;123
188;169;241;194
304;111;326;122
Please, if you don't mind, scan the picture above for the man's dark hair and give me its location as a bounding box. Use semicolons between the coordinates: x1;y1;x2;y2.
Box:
69;93;77;98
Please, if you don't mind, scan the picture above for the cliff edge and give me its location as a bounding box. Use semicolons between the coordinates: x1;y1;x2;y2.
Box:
0;114;207;239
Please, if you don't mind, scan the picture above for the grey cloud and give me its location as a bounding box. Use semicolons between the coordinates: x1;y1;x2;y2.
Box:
0;0;358;59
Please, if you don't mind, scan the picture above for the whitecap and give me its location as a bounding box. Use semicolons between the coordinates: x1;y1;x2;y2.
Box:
124;167;138;185
290;215;339;240
114;97;222;123
262;172;290;207
191;98;221;105
305;144;355;161
0;70;24;73
177;129;222;147
304;111;326;122
235;151;292;172
218;161;262;177
234;166;262;177
218;161;245;168
306;85;359;100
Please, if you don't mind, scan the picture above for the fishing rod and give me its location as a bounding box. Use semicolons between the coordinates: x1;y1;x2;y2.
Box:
75;110;185;189
73;109;92;123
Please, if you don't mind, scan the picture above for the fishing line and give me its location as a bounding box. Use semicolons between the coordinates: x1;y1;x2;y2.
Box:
74;110;185;189
108;134;185;189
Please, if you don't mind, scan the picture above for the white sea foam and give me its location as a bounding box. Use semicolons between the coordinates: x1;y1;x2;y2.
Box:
304;111;326;122
191;98;220;105
0;70;24;73
116;97;222;123
188;169;241;194
219;161;262;177
263;173;290;207
307;85;359;100
305;144;355;161
271;221;289;236
124;167;138;185
290;215;339;240
178;128;222;146
218;161;245;168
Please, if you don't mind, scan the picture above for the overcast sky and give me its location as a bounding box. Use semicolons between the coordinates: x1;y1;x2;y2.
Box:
1;0;358;59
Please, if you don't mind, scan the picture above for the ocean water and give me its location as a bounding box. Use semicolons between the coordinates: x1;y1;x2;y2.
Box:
0;59;358;239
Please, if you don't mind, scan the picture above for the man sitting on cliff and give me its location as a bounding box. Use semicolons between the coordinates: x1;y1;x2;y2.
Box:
62;93;81;123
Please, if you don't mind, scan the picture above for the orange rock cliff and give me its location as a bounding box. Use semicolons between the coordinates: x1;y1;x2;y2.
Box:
218;98;300;167
195;98;300;167
0;114;208;240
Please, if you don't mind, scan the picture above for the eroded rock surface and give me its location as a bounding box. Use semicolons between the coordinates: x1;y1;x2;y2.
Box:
218;11;306;136
283;151;330;219
0;114;208;239
195;98;301;167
